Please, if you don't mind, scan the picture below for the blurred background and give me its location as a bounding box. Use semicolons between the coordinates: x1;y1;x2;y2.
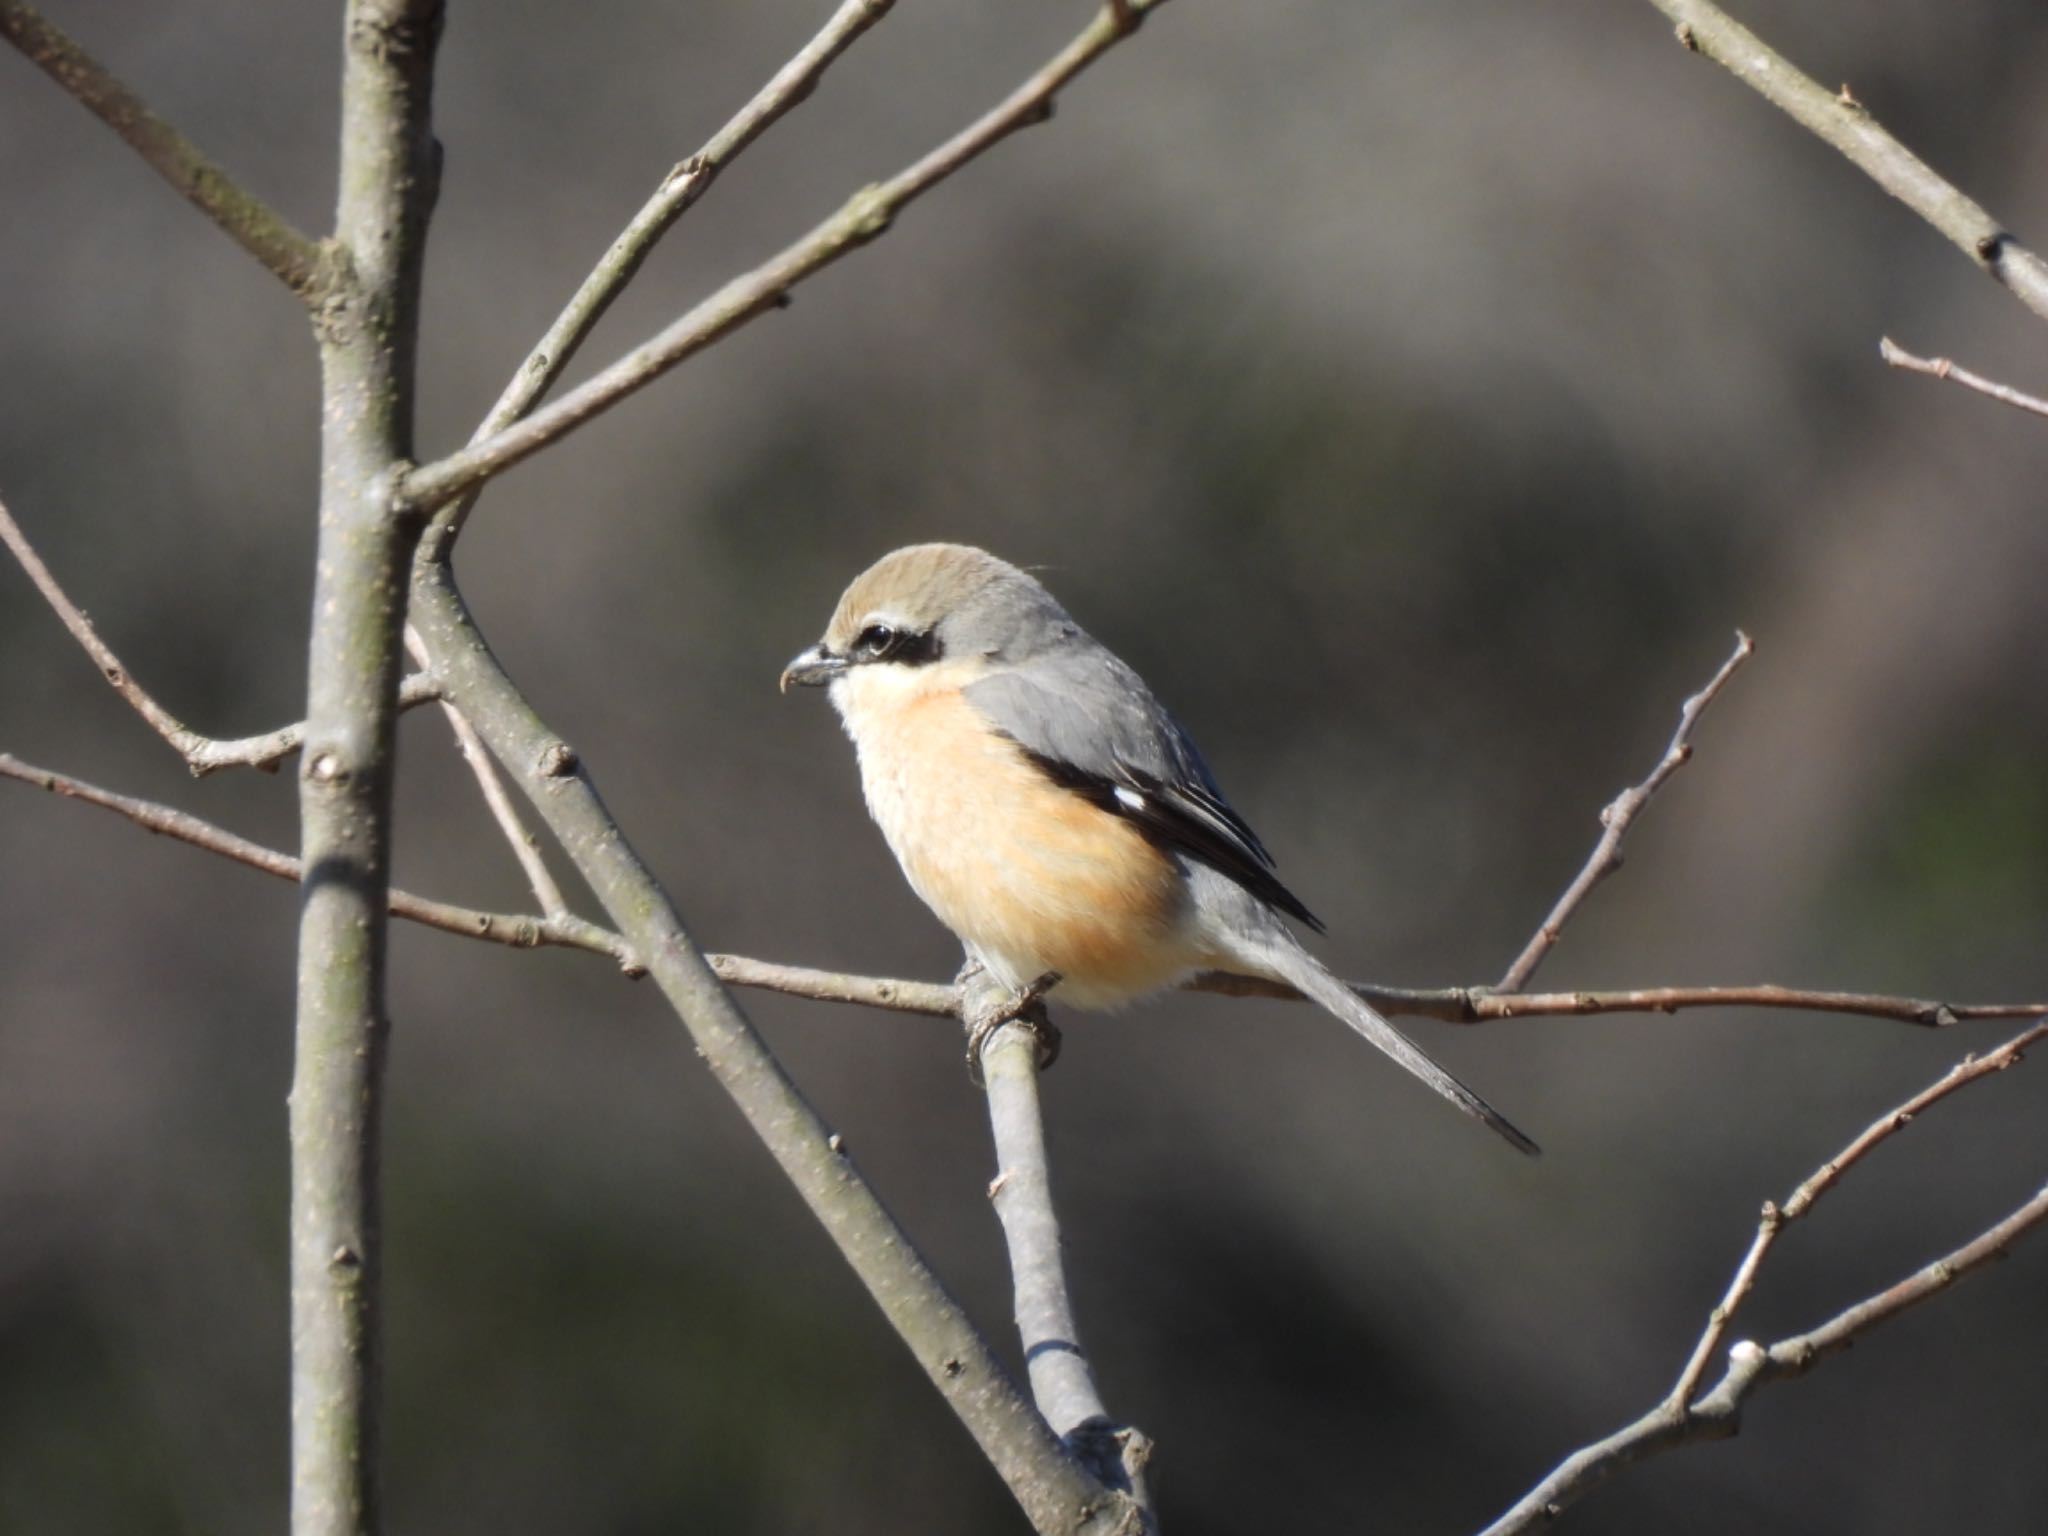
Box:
3;1;2047;1531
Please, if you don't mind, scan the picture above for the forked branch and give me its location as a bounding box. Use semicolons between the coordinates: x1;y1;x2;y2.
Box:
0;495;441;773
397;0;1170;516
419;0;900;556
1478;1020;2048;1536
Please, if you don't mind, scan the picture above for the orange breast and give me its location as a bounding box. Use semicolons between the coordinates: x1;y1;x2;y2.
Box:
853;684;1194;1006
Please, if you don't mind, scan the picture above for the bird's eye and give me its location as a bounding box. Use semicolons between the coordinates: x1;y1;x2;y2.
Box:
852;623;899;661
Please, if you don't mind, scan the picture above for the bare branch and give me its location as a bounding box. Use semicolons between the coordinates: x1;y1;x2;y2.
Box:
419;0;897;556
1667;1020;2048;1406
972;973;1154;1520
1498;632;1753;992
709;953;961;1016
1879;337;2048;420
707;956;2045;1033
396;0;1169;517
0;752;636;968
0;0;329;301
1479;1020;2048;1536
293;3;445;1532
1642;0;2048;323
0;493;441;772
403;627;571;918
1189;974;2040;1029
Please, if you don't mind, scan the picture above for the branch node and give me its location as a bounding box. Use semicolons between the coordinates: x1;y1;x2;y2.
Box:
536;740;579;779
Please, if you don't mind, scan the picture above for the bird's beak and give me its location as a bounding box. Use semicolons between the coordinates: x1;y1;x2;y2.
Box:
779;643;847;693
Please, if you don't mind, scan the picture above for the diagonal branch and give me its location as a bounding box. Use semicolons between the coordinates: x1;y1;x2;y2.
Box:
396;0;1168;517
1640;0;2048;323
0;0;330;302
1;493;441;772
403;627;572;919
1478;1019;2048;1536
1879;337;2048;421
1498;632;1753;991
0;752;635;968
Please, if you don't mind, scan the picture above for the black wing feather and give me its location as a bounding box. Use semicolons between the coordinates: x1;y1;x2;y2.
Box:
965;655;1323;933
1018;750;1325;932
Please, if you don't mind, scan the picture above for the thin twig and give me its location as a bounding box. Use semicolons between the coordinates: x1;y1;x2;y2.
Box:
1643;0;2048;323
1479;1019;2048;1536
403;627;570;918
1181;976;2037;1029
0;752;636;968
1879;337;2048;420
709;954;961;1016
419;0;897;556
0;0;329;301
1665;1019;2048;1407
1498;632;1753;992
396;0;1171;517
0;493;441;772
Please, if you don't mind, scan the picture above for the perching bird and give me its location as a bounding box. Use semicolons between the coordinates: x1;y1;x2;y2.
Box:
781;543;1536;1154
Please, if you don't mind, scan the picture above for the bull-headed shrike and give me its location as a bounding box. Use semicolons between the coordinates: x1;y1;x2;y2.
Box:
783;543;1536;1154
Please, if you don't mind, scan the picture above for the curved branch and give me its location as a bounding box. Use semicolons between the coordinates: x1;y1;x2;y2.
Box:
396;0;1168;516
0;0;329;301
1641;0;2048;322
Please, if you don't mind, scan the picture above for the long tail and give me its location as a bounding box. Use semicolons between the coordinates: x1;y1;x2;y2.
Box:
1249;940;1540;1156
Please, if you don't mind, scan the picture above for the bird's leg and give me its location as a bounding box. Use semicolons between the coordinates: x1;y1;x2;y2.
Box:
958;959;1063;1082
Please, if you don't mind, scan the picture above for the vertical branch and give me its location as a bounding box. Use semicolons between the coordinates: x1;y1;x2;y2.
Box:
984;1029;1115;1435
968;971;1153;1518
292;6;441;1536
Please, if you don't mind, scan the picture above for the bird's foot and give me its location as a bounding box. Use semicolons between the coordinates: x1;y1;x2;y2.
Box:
962;969;1063;1083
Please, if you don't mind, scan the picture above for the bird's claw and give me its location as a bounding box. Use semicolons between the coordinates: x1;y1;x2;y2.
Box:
963;970;1063;1084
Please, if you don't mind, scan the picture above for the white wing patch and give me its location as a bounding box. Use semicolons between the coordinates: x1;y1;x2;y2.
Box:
1113;786;1147;813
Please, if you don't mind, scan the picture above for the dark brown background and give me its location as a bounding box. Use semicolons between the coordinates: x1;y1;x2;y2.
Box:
3;2;2046;1532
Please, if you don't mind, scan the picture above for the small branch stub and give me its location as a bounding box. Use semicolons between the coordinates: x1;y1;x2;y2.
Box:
1879;336;2048;420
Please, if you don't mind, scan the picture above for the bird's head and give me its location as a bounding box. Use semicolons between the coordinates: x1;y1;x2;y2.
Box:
779;543;1071;703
